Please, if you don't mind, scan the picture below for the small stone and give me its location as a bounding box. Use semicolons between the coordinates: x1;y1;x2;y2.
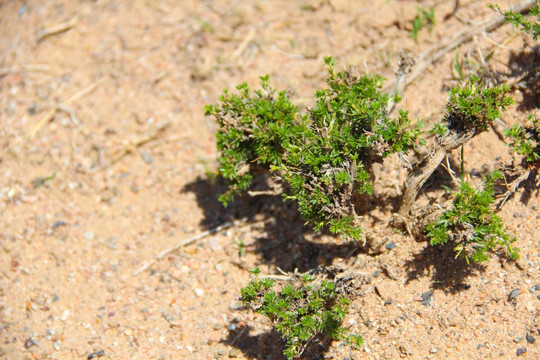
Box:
84;231;95;241
60;310;70;321
52;221;66;230
106;237;118;250
194;288;204;297
526;332;536;344
516;347;527;356
53;340;61;351
514;336;523;343
530;284;540;293
429;347;438;354
141;150;153;164
228;348;240;358
24;338;35;349
384;298;393;305
508;288;522;300
385;241;396;250
52;294;59;302
421;290;434;307
27;103;37;114
372;270;380;278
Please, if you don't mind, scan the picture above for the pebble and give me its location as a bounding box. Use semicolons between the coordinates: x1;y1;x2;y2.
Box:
420;290;434;307
385;241;396;250
526;332;535;344
61;310;70;321
194;288;204;297
24;338;35;349
84;231;95;241
516;347;527;356
53;340;61;351
508;288;522;300
141;150;153;164
228;348;240;358
52;221;66;230
106;237;118;250
530;284;540;293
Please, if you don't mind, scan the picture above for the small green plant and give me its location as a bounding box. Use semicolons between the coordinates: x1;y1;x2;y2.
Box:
205;75;305;206
410;6;436;43
207;57;423;240
241;268;362;360
490;1;540;40
399;78;513;217
426;170;519;263
505;114;540;164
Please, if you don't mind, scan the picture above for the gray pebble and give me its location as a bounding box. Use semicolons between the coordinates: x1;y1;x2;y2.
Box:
508;288;522;300
141;150;153;164
385;241;396;250
421;290;434;307
526;332;535;344
516;347;527;356
84;231;95;241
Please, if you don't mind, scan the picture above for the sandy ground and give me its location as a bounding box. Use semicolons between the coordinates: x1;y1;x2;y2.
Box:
0;0;539;359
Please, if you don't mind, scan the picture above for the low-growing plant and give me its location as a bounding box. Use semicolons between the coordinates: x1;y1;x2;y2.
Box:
207;57;423;240
426;170;519;263
205;74;305;206
410;6;436;43
505;114;540;164
399;77;513;218
490;1;540;40
241;268;362;360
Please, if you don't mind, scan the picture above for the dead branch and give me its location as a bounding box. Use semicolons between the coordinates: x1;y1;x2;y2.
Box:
132;221;234;276
104;121;172;168
27;77;106;138
384;0;535;98
398;129;475;220
37;15;79;42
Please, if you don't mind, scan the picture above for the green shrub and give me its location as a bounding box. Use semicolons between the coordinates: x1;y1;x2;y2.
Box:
205;75;306;206
490;1;540;40
241;268;362;360
426;171;519;263
505;114;540;164
207;57;423;240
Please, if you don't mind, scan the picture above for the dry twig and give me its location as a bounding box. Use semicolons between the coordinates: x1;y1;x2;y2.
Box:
384;0;535;99
37;15;79;42
27;77;106;138
132;221;234;276
106;121;172;167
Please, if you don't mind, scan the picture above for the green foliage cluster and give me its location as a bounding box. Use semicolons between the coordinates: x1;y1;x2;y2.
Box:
207;57;422;240
205;75;305;205
505;114;540;164
444;79;513;134
426;171;519;263
410;6;436;42
490;1;540;40
241;268;362;360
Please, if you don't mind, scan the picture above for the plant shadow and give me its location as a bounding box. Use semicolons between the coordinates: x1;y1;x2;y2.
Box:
182;175;364;272
507;44;540;111
404;240;486;294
